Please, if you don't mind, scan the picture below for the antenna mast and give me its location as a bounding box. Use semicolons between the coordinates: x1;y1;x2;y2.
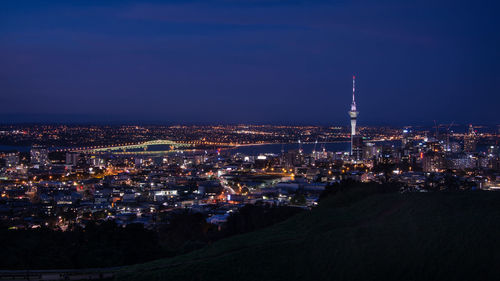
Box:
351;75;357;111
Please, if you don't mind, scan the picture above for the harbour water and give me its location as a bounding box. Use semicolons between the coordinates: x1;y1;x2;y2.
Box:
229;142;350;156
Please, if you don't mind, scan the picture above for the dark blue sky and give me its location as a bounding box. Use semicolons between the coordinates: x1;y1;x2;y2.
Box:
1;0;499;125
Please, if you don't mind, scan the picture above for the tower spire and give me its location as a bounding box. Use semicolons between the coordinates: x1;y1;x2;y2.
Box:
351;75;357;111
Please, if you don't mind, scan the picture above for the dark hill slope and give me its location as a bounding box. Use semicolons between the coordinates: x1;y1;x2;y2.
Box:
117;191;500;281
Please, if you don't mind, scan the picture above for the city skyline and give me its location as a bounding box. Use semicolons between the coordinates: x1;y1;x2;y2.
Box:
2;2;500;280
1;0;499;125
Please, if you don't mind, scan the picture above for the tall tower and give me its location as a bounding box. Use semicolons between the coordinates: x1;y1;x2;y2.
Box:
349;75;359;156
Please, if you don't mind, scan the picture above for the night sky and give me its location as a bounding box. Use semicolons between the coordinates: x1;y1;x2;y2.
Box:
1;0;498;125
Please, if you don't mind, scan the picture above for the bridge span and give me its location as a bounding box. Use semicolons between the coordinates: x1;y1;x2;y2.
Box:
54;139;245;154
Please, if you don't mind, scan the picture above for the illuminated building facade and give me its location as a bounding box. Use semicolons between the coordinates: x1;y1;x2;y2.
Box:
30;145;49;166
464;124;477;152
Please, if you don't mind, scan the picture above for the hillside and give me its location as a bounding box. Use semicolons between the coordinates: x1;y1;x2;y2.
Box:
117;190;500;281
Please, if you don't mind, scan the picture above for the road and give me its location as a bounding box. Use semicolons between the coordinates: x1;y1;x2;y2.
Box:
0;268;121;280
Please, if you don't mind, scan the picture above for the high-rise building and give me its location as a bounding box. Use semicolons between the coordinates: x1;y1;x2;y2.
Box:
422;151;445;172
348;75;361;160
88;156;105;168
363;142;379;160
66;152;80;166
30;145;49;166
2;153;19;168
447;153;477;170
488;145;499;158
352;135;363;160
402;128;414;147
464;124;477;153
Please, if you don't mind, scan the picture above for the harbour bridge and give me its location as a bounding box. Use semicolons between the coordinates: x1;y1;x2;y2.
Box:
65;139;240;155
72;140;190;154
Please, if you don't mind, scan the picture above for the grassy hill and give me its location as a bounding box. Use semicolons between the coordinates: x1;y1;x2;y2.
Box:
116;188;500;281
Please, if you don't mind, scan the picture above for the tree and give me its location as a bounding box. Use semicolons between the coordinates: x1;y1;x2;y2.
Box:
291;193;306;205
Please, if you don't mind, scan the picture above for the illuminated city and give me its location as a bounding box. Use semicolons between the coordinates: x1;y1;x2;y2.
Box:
1;1;499;280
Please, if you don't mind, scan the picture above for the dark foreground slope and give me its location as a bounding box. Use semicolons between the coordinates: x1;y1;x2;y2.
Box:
117;191;500;281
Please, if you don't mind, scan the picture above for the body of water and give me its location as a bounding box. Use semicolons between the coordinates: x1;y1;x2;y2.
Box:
230;142;351;156
0;145;31;152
